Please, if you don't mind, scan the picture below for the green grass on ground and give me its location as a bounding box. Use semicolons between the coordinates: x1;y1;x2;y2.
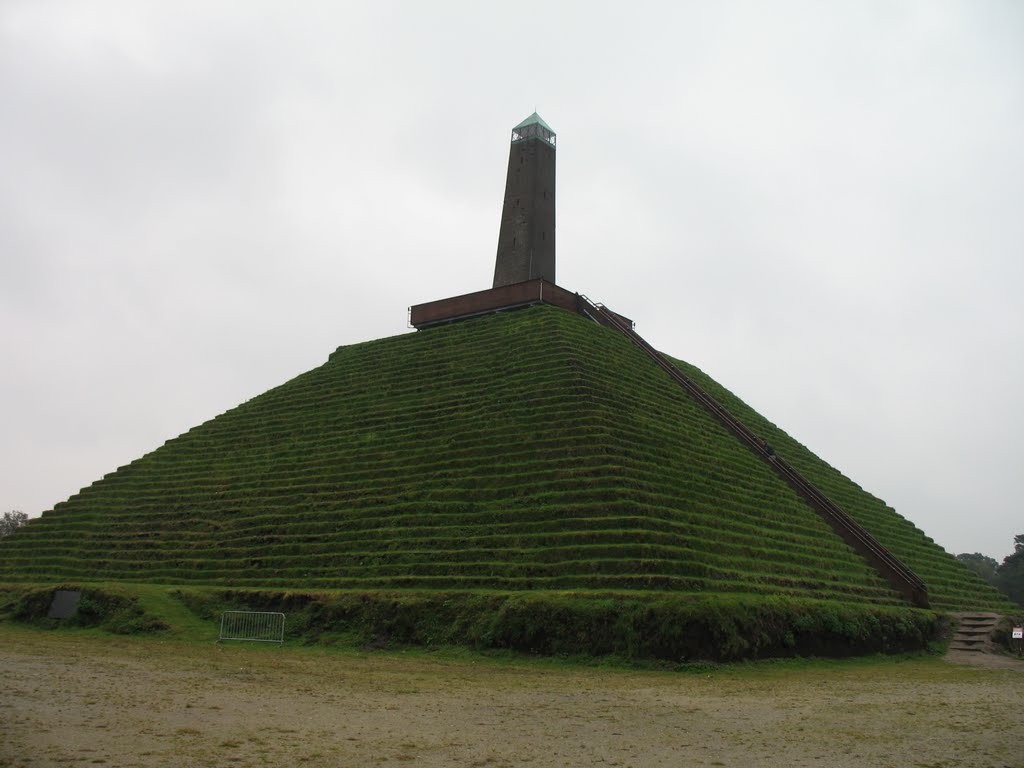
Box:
0;581;948;665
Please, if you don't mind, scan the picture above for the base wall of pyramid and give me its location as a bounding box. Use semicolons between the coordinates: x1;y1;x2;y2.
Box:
1;582;946;662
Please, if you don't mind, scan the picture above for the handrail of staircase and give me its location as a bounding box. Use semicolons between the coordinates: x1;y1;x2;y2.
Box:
574;293;929;608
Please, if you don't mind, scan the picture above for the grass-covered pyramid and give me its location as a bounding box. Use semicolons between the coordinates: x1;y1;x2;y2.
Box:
0;304;1008;620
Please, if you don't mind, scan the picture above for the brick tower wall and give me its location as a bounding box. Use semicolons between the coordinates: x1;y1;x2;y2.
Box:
492;137;556;287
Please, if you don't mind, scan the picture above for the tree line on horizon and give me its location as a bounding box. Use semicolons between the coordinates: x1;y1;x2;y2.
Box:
957;534;1024;609
0;511;28;538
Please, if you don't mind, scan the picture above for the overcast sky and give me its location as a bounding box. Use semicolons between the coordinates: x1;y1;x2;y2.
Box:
2;1;1021;560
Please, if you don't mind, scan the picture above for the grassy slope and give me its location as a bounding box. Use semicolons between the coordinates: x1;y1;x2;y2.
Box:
0;305;1007;611
670;356;1013;612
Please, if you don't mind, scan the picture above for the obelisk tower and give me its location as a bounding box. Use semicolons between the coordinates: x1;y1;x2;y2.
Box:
492;112;556;287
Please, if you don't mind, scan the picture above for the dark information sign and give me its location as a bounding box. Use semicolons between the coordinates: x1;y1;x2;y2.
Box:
47;590;82;619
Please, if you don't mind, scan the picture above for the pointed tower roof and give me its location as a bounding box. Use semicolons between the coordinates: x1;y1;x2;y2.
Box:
513;111;555;133
512;112;556;146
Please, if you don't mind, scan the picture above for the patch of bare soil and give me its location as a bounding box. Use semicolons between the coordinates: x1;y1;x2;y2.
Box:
1;631;1021;768
944;648;1024;671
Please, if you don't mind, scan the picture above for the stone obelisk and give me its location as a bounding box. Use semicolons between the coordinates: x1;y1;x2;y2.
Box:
492;112;556;288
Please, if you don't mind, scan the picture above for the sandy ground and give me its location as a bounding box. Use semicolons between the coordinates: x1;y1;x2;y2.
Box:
1;630;1022;768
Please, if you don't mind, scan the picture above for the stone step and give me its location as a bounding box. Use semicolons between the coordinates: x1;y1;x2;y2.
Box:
951;638;986;646
949;643;988;653
945;612;1004;658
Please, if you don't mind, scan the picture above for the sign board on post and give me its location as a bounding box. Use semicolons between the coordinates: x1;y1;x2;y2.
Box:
1012;627;1023;640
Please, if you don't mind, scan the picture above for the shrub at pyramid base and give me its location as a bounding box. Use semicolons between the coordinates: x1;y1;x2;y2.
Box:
0;305;1011;653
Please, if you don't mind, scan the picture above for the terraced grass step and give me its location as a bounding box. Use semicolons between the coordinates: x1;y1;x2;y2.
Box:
0;304;1009;612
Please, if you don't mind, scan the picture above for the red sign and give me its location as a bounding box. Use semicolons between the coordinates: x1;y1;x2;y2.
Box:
1013;627;1023;640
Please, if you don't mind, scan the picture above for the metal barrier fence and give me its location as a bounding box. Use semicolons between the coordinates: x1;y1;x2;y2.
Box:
219;611;285;643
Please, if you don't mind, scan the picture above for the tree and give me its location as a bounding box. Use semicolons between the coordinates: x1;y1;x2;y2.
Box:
0;510;28;538
994;534;1024;609
956;552;1000;585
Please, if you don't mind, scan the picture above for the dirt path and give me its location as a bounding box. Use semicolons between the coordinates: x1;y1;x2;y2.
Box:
1;630;1021;768
944;648;1024;671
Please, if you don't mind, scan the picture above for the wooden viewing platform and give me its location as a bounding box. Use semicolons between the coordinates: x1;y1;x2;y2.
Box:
409;278;633;330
